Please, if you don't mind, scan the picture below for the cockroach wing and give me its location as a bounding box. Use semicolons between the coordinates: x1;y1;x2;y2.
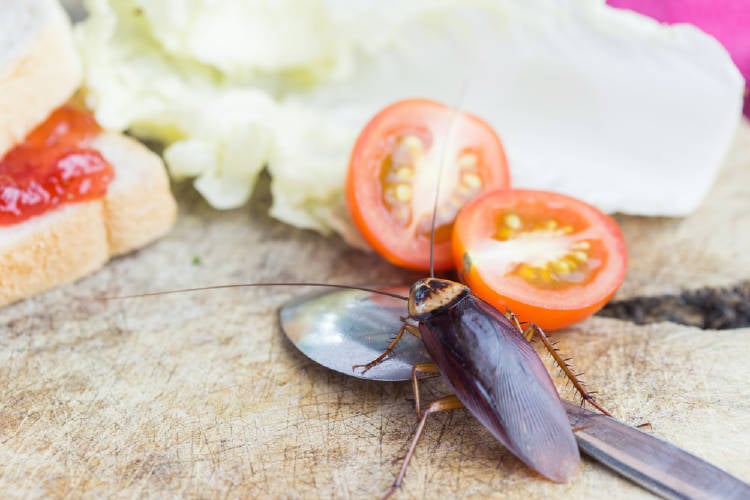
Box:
419;294;580;482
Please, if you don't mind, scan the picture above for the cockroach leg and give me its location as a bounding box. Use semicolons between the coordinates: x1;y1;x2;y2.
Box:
399;317;422;339
505;310;611;416
504;309;612;416
522;323;613;417
382;395;464;500
352;324;421;374
503;310;530;339
410;363;441;418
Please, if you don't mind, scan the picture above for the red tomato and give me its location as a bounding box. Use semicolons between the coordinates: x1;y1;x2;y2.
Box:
453;189;627;330
346;99;510;271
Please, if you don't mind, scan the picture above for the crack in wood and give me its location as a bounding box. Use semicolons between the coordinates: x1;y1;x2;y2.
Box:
598;281;750;329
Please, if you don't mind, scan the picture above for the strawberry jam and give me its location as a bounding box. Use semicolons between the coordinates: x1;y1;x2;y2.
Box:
0;106;114;225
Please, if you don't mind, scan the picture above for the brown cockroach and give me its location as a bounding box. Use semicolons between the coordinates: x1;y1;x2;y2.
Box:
120;262;608;498
355;276;608;498
118;273;608;498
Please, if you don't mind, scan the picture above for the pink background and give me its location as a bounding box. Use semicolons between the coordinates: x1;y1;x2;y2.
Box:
608;0;750;118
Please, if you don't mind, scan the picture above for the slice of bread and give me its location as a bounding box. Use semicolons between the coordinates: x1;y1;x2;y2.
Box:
0;132;177;307
94;132;177;256
0;0;177;306
0;0;82;157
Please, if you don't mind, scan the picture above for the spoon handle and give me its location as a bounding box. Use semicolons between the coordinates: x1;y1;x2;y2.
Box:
563;401;750;499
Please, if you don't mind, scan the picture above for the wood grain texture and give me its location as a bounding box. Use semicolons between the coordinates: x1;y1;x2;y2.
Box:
1;122;749;498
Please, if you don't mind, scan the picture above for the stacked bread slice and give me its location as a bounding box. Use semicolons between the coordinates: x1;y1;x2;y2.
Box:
0;0;177;307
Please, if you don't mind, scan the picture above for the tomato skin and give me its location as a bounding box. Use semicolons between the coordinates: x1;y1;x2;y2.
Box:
453;189;627;330
347;99;510;271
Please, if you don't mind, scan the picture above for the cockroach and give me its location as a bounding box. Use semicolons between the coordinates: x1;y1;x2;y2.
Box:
117;275;608;497
121;264;609;498
352;277;609;498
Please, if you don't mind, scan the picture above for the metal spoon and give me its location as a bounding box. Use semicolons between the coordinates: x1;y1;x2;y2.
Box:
280;285;426;381
279;286;750;499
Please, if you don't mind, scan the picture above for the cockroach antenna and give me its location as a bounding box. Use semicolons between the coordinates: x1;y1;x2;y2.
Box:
99;282;409;301
428;79;472;278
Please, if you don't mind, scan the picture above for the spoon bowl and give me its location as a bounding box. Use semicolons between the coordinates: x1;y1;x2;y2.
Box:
279;285;429;381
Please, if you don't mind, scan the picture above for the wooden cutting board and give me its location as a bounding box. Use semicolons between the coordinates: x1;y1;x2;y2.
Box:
1;123;749;498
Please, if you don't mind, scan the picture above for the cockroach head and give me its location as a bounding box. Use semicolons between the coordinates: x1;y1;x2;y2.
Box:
408;278;470;320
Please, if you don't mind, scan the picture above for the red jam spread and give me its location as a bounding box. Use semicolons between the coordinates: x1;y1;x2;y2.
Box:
0;106;114;225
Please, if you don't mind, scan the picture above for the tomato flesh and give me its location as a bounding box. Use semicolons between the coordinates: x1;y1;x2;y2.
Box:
0;106;113;225
453;189;627;330
347;99;510;271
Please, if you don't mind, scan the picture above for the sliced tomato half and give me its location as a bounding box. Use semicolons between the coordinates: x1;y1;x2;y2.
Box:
347;99;510;271
453;189;627;330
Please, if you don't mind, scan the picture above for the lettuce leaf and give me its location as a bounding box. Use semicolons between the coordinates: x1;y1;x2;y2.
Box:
77;0;745;247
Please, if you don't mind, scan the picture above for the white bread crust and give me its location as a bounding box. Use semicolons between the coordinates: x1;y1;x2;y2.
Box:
0;202;109;305
94;132;178;256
